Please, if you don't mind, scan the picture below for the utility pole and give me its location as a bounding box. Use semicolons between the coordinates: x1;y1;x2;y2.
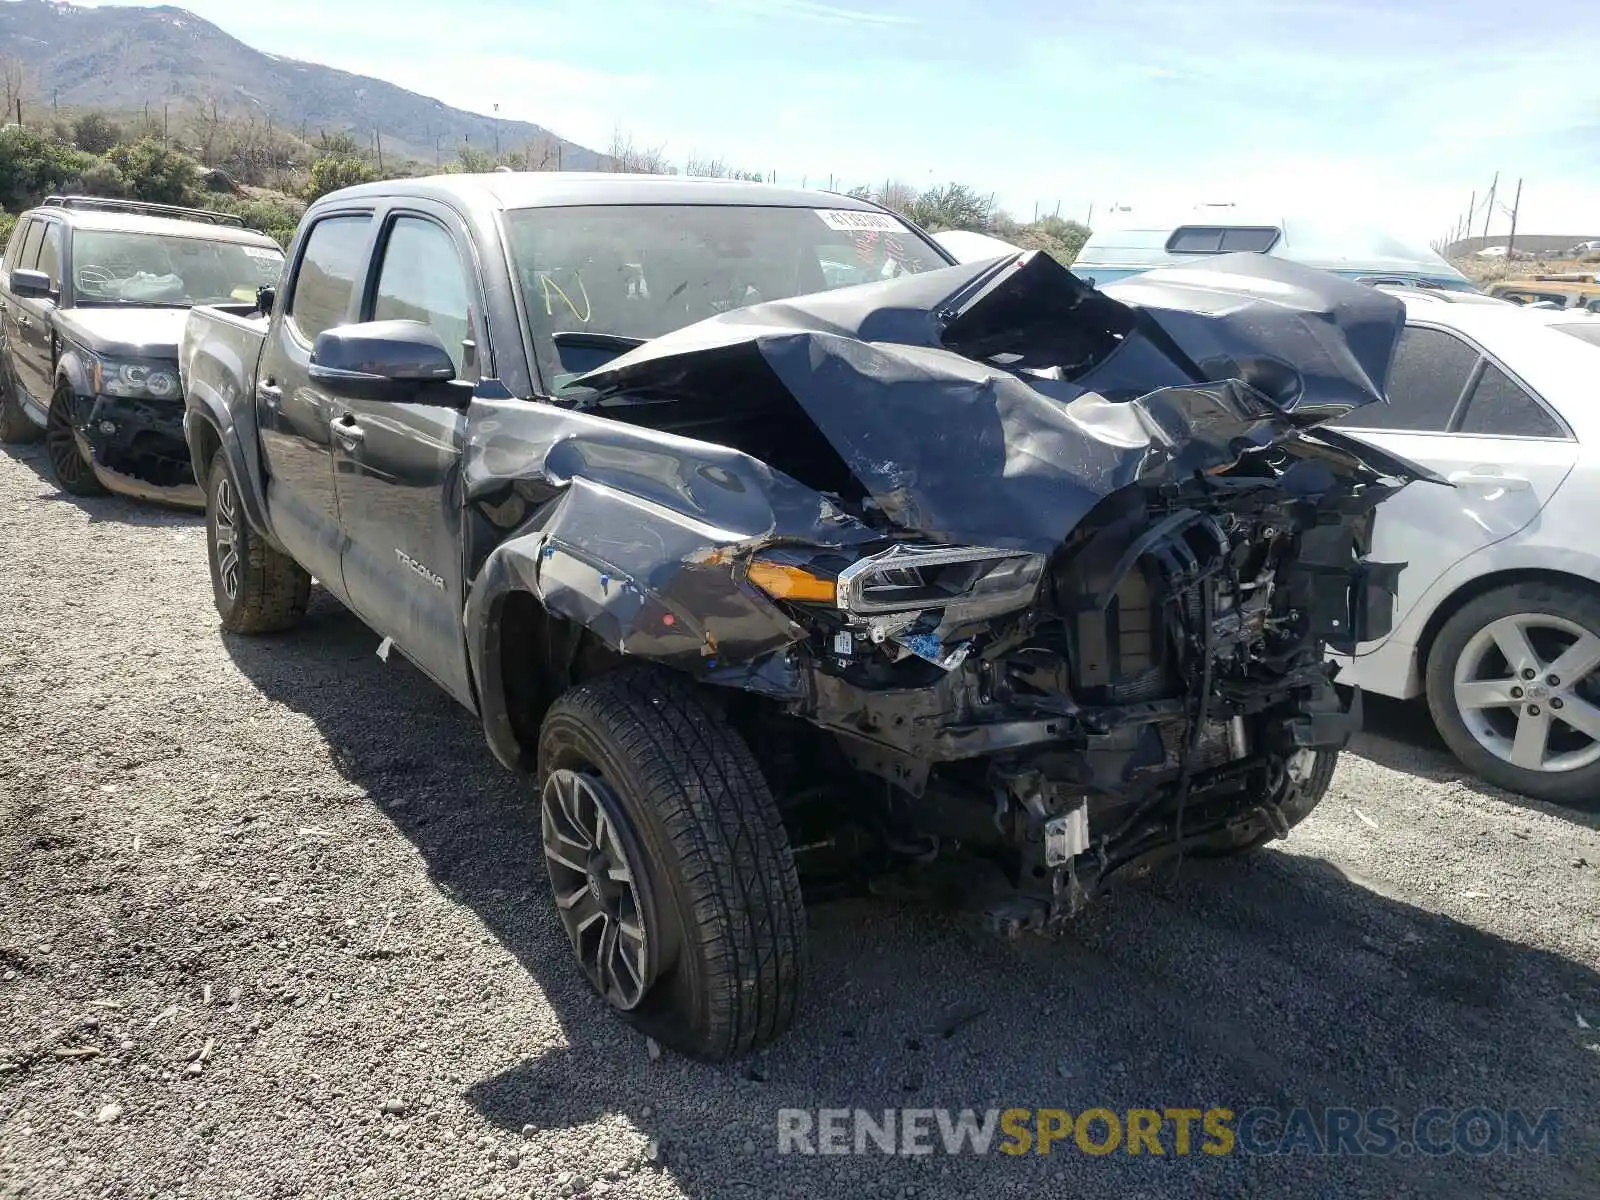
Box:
1505;178;1523;261
1086;201;1094;227
1481;171;1498;243
435;132;443;167
163;103;168;147
493;103;501;157
375;129;383;173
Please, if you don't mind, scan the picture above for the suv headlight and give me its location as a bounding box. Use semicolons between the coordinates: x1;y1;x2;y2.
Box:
748;543;1045;622
91;357;180;401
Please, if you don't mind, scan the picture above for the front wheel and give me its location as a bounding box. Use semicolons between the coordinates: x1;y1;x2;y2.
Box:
45;386;106;496
1426;582;1600;808
205;450;310;633
537;667;807;1061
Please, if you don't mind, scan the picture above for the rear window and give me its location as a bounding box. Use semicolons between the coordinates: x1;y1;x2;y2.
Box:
503;204;947;391
1165;225;1280;254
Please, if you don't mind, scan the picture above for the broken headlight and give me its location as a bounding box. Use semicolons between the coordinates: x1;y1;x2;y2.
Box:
90;356;180;401
749;543;1045;622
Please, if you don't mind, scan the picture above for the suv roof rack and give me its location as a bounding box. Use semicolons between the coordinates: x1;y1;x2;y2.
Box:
40;195;245;228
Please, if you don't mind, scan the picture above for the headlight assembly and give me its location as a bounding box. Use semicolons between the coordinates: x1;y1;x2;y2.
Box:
748;543;1044;622
91;358;180;401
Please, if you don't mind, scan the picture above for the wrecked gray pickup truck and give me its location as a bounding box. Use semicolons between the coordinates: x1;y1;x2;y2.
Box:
179;175;1419;1061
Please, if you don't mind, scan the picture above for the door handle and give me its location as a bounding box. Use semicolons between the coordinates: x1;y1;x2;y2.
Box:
1448;470;1531;492
256;381;282;406
16;314;28;329
331;416;365;446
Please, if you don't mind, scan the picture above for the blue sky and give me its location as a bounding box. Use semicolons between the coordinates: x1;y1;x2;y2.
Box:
78;0;1600;237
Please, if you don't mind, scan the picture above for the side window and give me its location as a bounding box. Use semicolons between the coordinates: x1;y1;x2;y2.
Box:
370;216;475;377
14;219;44;274
1457;363;1564;438
36;222;62;288
2;218;31;271
287;214;371;343
1335;325;1478;431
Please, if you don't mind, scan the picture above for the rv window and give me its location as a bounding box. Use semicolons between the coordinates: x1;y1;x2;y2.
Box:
1165;225;1280;254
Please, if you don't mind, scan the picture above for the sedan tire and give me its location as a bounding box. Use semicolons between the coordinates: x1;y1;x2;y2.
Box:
537;666;807;1061
1426;581;1600;808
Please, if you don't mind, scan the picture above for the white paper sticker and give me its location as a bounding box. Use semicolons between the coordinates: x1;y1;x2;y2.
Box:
242;246;284;261
815;209;904;233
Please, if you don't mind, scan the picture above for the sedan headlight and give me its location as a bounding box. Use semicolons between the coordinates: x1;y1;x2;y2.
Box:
91;357;180;401
748;543;1045;622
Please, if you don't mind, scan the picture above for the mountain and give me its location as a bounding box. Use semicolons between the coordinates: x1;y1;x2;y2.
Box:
0;0;606;168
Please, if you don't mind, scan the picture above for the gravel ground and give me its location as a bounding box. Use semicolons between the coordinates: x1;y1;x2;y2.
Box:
2;438;1598;1200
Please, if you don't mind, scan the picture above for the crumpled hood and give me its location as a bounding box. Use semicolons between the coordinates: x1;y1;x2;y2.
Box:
53;306;189;361
572;251;1410;551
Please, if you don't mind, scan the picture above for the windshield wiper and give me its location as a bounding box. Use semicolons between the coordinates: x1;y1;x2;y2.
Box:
553;331;647;352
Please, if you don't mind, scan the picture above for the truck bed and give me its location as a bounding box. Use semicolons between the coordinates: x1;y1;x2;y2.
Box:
180;303;269;409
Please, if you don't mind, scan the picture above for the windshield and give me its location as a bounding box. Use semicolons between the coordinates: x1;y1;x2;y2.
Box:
503;203;948;391
71;230;285;307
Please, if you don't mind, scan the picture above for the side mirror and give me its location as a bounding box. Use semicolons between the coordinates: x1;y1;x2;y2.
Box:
309;320;458;398
256;284;276;316
9;268;53;299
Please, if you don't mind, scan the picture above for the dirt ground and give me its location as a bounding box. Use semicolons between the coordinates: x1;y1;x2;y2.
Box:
2;438;1597;1200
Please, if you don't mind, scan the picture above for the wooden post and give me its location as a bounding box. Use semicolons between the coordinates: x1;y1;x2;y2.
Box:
376;129;383;173
1481;171;1498;242
1505;178;1523;261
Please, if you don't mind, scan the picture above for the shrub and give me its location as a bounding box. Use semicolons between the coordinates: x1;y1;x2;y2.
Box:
301;155;380;201
72;111;122;155
78;157;128;197
106;138;201;206
0;125;94;210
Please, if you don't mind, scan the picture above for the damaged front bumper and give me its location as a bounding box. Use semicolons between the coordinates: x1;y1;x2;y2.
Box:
67;392;202;508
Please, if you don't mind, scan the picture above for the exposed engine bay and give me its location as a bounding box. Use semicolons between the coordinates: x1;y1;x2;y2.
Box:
463;249;1428;930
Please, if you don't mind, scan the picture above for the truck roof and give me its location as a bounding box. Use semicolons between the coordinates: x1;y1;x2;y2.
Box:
319;171;893;214
28;205;284;249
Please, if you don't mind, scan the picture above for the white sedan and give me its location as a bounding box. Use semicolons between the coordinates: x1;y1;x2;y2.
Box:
1331;290;1600;806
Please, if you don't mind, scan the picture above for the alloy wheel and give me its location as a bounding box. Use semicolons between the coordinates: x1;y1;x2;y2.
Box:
212;474;242;600
46;398;89;488
539;768;656;1011
1453;613;1600;773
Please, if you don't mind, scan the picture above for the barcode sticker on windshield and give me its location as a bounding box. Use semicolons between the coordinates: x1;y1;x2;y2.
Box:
241;246;282;261
815;210;904;233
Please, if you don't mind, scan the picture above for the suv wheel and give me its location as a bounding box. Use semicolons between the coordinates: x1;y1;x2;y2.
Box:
45;386;107;496
0;363;40;443
538;667;806;1061
1426;581;1600;808
205;450;310;633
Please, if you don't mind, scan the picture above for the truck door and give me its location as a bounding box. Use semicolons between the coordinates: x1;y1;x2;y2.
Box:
327;208;476;707
254;211;374;590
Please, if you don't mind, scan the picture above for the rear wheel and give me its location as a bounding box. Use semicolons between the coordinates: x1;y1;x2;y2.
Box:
205;450;310;633
537;667;807;1061
1426;582;1600;808
0;363;40;443
45;386;106;496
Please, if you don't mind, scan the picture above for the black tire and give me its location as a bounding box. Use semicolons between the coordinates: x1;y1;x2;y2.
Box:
45;386;107;496
1426;582;1600;808
1196;748;1337;857
0;362;41;443
205;450;310;634
537;667;807;1061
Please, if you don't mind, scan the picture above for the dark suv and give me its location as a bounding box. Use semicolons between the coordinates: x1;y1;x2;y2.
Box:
0;195;284;504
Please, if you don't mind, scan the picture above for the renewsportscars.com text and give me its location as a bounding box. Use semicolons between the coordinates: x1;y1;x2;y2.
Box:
776;1106;1562;1158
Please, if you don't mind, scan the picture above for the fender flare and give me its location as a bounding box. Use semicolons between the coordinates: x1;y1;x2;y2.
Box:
52;348;94;400
181;381;277;548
